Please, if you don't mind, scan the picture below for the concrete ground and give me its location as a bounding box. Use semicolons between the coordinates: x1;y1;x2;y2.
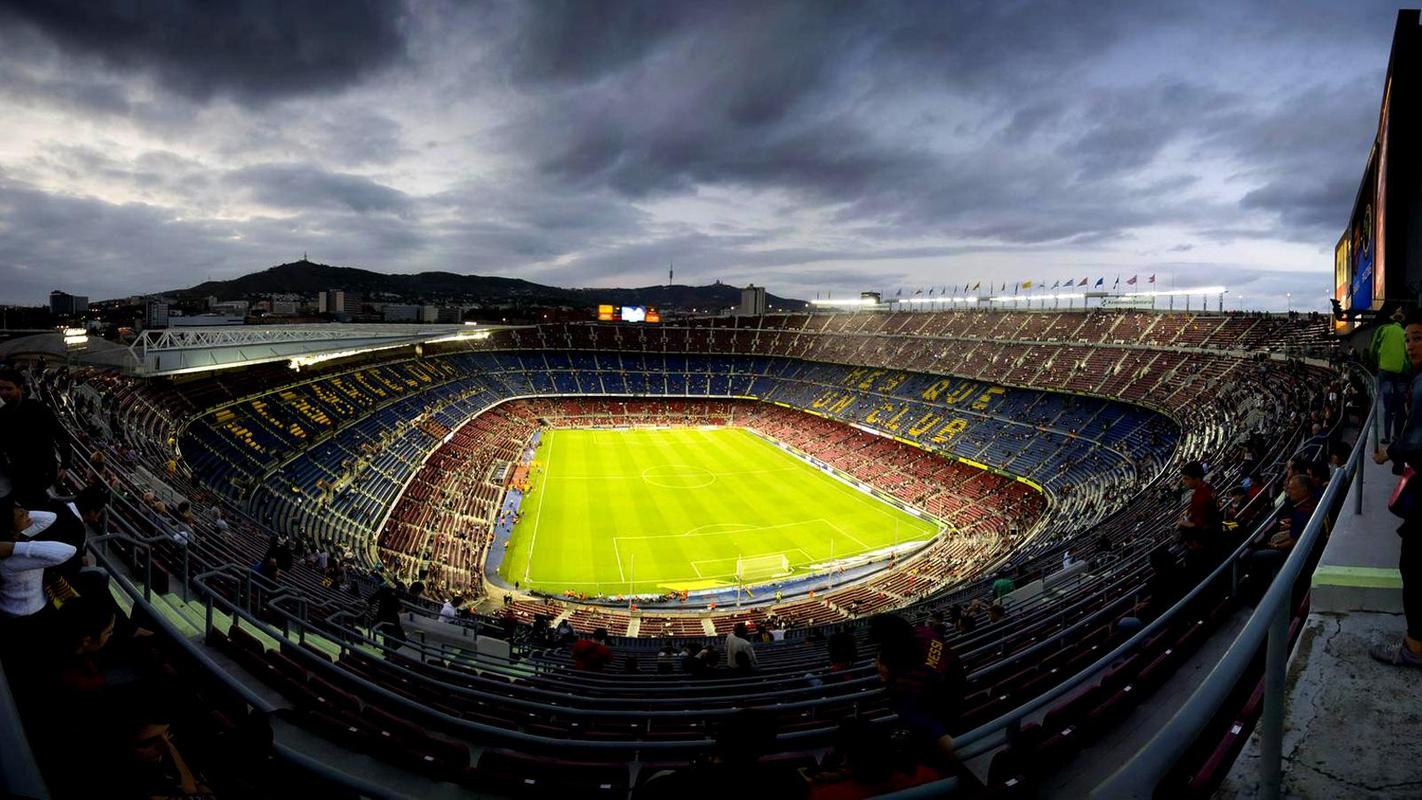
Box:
1217;610;1422;799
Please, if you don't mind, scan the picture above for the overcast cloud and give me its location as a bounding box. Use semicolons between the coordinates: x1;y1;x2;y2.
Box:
0;0;1407;310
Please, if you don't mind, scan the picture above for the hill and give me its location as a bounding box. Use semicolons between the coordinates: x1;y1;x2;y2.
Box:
170;260;806;310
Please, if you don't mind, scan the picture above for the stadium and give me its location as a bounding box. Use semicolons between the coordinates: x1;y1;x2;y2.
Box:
2;306;1350;796
3;6;1421;800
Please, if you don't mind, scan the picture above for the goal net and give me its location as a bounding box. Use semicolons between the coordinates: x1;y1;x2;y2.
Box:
736;553;791;583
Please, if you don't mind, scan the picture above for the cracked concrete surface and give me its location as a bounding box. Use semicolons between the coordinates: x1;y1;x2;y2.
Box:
1217;611;1422;799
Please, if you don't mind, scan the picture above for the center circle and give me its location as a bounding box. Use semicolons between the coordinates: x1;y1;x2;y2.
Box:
641;464;716;489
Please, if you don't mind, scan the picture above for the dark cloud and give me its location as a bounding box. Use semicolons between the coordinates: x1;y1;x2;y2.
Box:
0;0;1409;312
0;0;409;104
224;164;411;215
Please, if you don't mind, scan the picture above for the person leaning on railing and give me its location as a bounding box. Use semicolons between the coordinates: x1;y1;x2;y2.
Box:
1371;308;1422;669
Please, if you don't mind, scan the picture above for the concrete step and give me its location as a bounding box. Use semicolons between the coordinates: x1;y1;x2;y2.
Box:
1312;455;1404;614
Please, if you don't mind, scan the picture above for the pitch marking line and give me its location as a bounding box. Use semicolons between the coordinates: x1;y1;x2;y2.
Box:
689;548;813;580
612;518;834;543
823;519;872;551
521;429;553;583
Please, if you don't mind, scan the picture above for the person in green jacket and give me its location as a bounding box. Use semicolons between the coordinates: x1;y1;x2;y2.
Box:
1372;306;1410;443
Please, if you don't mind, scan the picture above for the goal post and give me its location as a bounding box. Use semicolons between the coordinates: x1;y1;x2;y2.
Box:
735;553;790;583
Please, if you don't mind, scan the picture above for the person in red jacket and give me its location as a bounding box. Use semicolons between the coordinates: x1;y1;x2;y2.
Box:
571;627;613;671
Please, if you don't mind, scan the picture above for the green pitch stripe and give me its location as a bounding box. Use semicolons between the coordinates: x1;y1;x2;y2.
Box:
1311;565;1403;589
501;427;941;596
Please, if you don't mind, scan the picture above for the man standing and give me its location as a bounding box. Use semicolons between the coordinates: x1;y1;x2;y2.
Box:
1177;461;1220;539
1372;309;1422;669
0;368;71;506
1371;306;1410;444
724;622;758;673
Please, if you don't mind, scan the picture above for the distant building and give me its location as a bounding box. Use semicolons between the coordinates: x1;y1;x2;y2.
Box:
317;290;346;314
211;300;249;315
145;301;170;329
168;314;245;327
50;290;89;316
381;303;418;322
738;285;767;316
270;300;299;316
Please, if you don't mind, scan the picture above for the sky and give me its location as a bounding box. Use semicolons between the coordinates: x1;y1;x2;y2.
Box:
0;1;1409;311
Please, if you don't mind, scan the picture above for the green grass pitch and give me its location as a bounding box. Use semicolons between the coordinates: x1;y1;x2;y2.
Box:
500;427;941;596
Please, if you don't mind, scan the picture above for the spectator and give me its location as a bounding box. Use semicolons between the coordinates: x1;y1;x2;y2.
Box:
0;495;78;674
807;718;942;799
1246;474;1317;580
657;644;675;674
1177;461;1220;539
212;508;230;536
368;580;407;649
1120;545;1186;632
638;708;809;800
553;618;576;646
680;642;705;676
725;621;758;673
109;699;213;799
440;595;462;621
991;572;1015;599
0;369;72;506
1371;305;1410;444
1222;487;1249;529
571;627;613;671
826;631;858;677
865;614;966;767
1372;308;1422;667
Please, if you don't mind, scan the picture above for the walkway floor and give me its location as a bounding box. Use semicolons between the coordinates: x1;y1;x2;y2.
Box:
1219;450;1419;799
1218;610;1421;799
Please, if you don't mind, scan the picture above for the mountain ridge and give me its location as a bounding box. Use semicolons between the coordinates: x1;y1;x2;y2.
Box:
166;260;807;310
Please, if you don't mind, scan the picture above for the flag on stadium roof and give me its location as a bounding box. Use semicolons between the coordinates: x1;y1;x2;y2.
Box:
1022;280;1033;289
914;287;923;295
1051;280;1060;289
1127;275;1137;285
928;287;935;296
1149;274;1156;284
1113;275;1120;287
896;288;902;296
973;281;981;291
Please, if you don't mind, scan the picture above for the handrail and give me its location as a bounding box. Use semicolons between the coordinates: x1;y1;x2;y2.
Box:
0;658;47;799
879;388;1340;796
946;473;1288;764
189;571;726;751
1092;382;1372;799
253;586;887;714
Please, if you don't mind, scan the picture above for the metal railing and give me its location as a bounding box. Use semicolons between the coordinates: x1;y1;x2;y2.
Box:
0;658;47;799
1092;385;1373;798
873;377;1357;798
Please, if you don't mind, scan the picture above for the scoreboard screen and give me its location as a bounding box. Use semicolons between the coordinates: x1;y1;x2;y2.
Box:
596;304;660;322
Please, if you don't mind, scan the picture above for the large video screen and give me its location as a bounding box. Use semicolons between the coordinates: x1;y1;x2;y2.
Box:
621;305;646;323
1335;235;1351;332
1349;151;1378;313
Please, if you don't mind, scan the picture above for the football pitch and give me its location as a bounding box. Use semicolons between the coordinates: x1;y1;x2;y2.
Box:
500;427;941;596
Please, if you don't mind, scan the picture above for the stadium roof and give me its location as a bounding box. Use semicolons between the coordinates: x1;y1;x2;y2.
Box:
107;323;504;377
